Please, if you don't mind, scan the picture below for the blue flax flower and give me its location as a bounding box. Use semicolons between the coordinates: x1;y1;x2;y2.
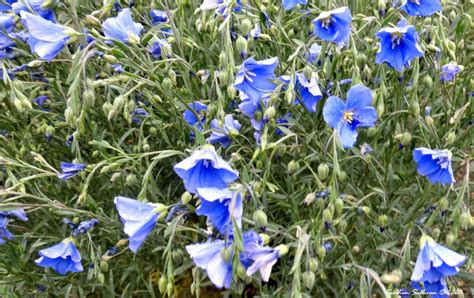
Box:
149;39;169;59
35;238;83;275
306;43;322;64
200;0;241;17
244;241;282;282
440;62;462;82
207;115;241;148
413;148;455;185
313;7;352;45
12;0;55;22
102;8;143;43
376;20;424;72
131;107;148;124
323;84;377;149
21;11;71;61
195;187;243;234
58;162;85;180
183;101;207;132
411;235;466;297
294;73;322;112
283;0;307;11
0;209;28;245
0;13;15;56
150;9;168;24
400;0;441;17
114;196;160;253
173;146;238;194
234;57;278;102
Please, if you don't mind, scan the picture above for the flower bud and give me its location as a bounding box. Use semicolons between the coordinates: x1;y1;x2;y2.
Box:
102;102;113;116
378;215;388;228
100;260;109;272
227;85;236;98
253;210;268;227
422;75;433;88
317;245;326;259
304;192;316;205
303;65;313;80
158;276;167;293
240;18;252;35
104;54;119;64
162;77;172;91
381;272;401;285
287;160;299;174
46;125;55;136
85;15;101;26
83;88;95;109
335;198;344;214
181;192;193;204
352;245;360;254
302;271;316;290
97;272;105;284
425;115;434;126
337;219;348;232
367;127;377;137
438;197;449;210
460;211;471;230
446;132;456;145
166;281;173;297
361;206;371;215
337;170;347;181
309;257;319;272
219;52;228;68
126;174;138;186
259;233;270;245
275;244;289;256
322;208;333;221
264;106;276;120
317;163;329;180
445;232;455;245
27;60;43;68
411;102;420;117
236;36;247;55
432;228;440;239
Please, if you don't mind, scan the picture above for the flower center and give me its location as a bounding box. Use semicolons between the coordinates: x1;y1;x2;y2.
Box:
390;32;404;49
343;111;354;123
203;159;210;168
321;16;333;29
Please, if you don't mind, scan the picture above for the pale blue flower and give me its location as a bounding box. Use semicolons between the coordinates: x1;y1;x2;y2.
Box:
400;0;441;17
313;7;352;45
35;238;83;275
234;57;278;102
207;115;241;148
102;8;143;43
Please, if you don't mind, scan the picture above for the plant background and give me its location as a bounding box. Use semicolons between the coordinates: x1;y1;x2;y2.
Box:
0;0;472;296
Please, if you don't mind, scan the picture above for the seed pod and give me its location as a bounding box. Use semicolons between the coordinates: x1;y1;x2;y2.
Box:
302;271;316;290
126;174;138;186
220;247;232;263
309;257;319;272
240;18;252;35
303;65;313;80
432;228;440;239
352;245;360;254
317;245;326;259
460;211;471;229
264;106;276;120
378;215;388;228
323;208;333;221
445;232;455;245
287;160;299;174
236;36;247;54
158;276;167;293
97;273;105;284
446;132;456;145
317;163;329;180
253;210;268;227
275;244;289;256
100;261;109;272
259;233;270;245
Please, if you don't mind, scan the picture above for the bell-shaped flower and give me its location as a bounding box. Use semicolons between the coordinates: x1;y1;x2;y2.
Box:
413;148;455;185
20;11;72;61
102;8;143;43
375;20;423;72
195;187;243;234
322;84;377;149
312;7;352;45
114;196;161;253
400;0;441;17
173;146;239;194
440;62;462;82
234;57;278;103
207;115;241;148
306;43;322;64
35;238;83;275
57;162;85;180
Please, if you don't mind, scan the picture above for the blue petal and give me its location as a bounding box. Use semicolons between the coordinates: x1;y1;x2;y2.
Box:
186;239;226;269
336;121;357;149
322;96;345;128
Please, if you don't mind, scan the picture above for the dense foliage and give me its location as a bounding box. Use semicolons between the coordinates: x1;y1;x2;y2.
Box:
0;0;472;297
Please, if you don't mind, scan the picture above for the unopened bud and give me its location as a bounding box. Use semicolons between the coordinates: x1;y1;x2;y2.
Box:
253;210;268;227
100;260;109;272
275;244;289;256
381;272;401;285
240;18;252;35
158;276;167;293
317;163;329;180
322;208;333;221
309;257;319;272
335;198;344;214
259;233;270;245
236;36;247;54
287;160;299;174
460;211;471;229
303;65;312;80
378;215;388;227
302;271;316;290
317;245;326;259
220;247;232;263
104;54;119;64
446;132;456;145
445;232;455;245
264;106;276;120
352;245;360;254
126;174;138;186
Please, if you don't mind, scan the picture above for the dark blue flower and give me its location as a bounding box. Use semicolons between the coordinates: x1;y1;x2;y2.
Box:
207;115;241;148
400;0;441;17
360;143;373;155
102;8;143;43
72;219;99;237
306;43;322;64
32;95;49;110
294;73;322;112
322;84;377;149
413;148;455;185
0;209;28;221
150;9;168;24
275;114;292;136
12;0;56;22
411;236;466;297
283;0;307;10
57;162;85;180
0;209;28;245
114;196;161;253
440;62;462;82
149;39;168;59
173;146;239;194
111;64;124;73
131;107;148;124
65;134;74;148
21;11;71;61
0;13;15;55
195;187;243;234
313;7;352;45
35;238;83;275
376;20;424;72
234;57;278;103
183;101;207;132
250;23;261;40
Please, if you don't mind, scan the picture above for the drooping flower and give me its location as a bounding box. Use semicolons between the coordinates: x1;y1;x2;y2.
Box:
57;162;85;180
250;23;260;40
114;196;161;253
0;209;28;220
440;62;462;82
283;0;307;11
207;115;241;148
0;209;28;245
35;238;83;275
294;73;322;112
306;43;322;64
183;101;207;132
149;39;169;59
413;148;455;185
32;95;49;111
375;20;424;72
102;8;143;43
234;57;278;102
410;235;466;297
400;0;441;17
150;9;168;24
322;84;377;149
173;146;239;194
131;107;149;124
186;238;233;288
195;187;243;234
72;219;99;237
312;7;352;45
200;0;241;17
20;11;72;61
11;0;56;22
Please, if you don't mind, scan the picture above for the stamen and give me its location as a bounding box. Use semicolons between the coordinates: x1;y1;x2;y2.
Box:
343;111;354;123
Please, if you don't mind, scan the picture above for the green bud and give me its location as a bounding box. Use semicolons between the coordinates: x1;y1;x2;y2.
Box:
303;65;313;80
302;271;316;290
253;210;268;227
220;247;232;263
357;53;367;66
287;160;299;174
378;215;388;227
236;264;247;280
460;211;471;230
85;14;101;26
259;233;270;245
227;85;236;98
432;228;440;239
158;276;167;293
317;163;329;180
181;191;193;204
446;132;456;145
338;219;348;232
219;52;228;68
97;272;105;284
127;100;136;113
264;106;276;120
83;88;95;109
425;115;434;126
377;0;386;12
27;60;43;68
423;75;433;88
149;127;157;136
304;192;316;205
317;245;326;259
236;35;247;54
104;54;119;64
102;102;113;116
337;170;347;182
126;174;138;186
275;244;289;256
411;102;420;117
438;197;449;210
45;125;55;136
322;208;333;221
219;70;228;85
162;77;172;91
445;232;455;245
100;260;109;272
367;127;377;137
169;69;177;85
381;272;401;285
309;257;319;272
162;42;172;58
166;282;173;298
335;198;344;214
240;18;252;35
361;206;371;215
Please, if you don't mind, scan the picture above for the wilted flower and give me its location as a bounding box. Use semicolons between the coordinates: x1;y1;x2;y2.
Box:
114;196;161;253
250;23;261;40
35;238;83;275
207;115;241;148
58;162;85;180
183;101;207;132
322;84;377;149
376;20;423;72
306;43;322;64
313;7;352;45
150;9;168;24
195;187;243;234
173;146;239;193
72;219;99;237
131;107;149;124
440;62;462;82
149;39;169;59
102;8;143;43
280;73;322;112
245;242;282;281
413;148;455;185
234;57;278;102
0;209;28;245
20;11;72;61
400;0;441;17
411;235;466;296
32;95;49;111
283;0;307;10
